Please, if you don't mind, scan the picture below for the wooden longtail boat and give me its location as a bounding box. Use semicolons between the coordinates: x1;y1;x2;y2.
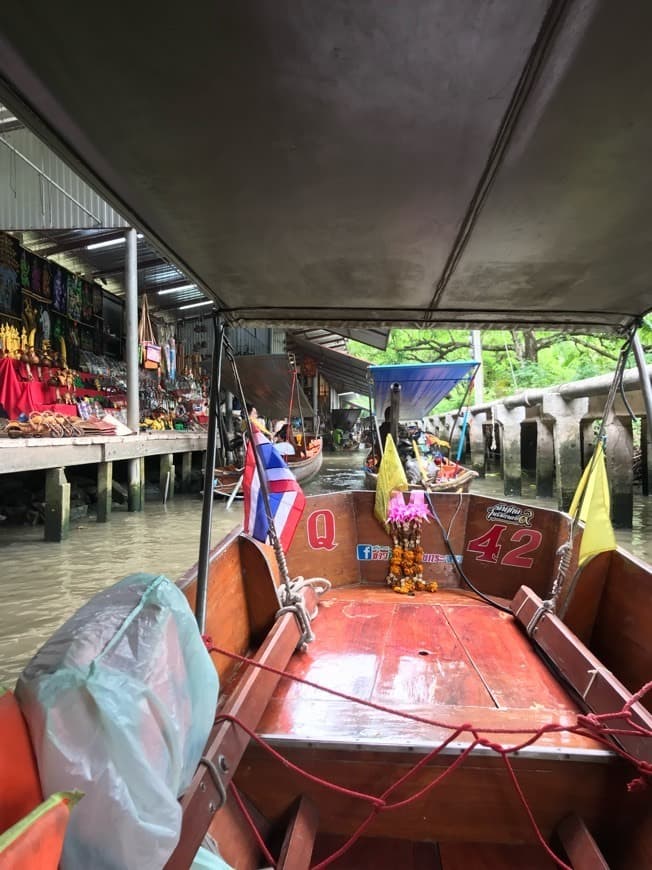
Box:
285;438;324;484
212;466;244;501
1;2;652;868
212;436;323;500
364;461;478;494
167;490;652;869
213;352;323;492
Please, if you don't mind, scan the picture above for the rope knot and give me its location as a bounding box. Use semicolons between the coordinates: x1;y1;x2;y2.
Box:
627;776;648;793
576;712;601;730
201;634;214;651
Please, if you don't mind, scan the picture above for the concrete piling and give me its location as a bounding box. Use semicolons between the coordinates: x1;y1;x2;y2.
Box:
96;461;113;523
543;394;588;511
181;451;192;492
44;467;70;542
160;453;175;501
494;404;525;496
535;418;554;498
468;411;487;476
603;412;633;528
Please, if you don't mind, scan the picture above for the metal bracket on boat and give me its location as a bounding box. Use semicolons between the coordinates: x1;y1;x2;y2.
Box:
276;576;331;648
276;597;315;648
198;755;228;811
525;600;554;638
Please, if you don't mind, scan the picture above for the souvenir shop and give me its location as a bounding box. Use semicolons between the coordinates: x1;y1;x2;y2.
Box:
0;232;208;435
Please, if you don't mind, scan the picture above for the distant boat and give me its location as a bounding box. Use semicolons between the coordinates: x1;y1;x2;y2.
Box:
331;408;361;431
285;437;324;483
213;437;323;496
212;465;244;500
364;460;477;493
214;354;323;491
365;361;480;493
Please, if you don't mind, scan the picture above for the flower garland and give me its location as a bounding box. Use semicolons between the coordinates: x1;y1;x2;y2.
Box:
385;490;438;595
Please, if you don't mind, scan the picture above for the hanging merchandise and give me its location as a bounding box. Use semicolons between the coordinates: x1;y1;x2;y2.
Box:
138;295;161;369
169;337;176;382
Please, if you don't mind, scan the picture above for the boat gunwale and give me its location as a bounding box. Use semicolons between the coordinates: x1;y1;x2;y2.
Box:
254;732;615;764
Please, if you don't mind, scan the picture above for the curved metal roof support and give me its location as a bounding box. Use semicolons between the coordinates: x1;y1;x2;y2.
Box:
427;0;577;315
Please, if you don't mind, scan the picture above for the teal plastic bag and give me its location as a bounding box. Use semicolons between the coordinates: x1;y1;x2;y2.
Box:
17;573;219;870
191;846;233;869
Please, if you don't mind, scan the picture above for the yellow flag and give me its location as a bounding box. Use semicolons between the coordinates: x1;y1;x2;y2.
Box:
569;441;616;566
374;434;408;525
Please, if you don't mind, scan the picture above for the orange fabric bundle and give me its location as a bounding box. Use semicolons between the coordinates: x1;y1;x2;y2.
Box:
0;792;81;869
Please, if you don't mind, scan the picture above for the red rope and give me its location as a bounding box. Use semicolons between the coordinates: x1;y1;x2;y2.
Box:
229;781;276;867
203;636;651;869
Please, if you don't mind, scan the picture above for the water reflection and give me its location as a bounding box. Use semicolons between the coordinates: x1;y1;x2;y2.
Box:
0;450;649;685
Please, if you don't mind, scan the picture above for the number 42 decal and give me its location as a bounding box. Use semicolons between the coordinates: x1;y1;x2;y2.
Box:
466;523;542;568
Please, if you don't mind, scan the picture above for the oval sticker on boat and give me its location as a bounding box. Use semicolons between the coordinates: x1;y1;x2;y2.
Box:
306;509;337;550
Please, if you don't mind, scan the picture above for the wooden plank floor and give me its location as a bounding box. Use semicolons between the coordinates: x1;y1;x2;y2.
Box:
257;586;603;753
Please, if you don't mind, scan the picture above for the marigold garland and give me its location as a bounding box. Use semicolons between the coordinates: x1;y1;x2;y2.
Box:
385;491;438;595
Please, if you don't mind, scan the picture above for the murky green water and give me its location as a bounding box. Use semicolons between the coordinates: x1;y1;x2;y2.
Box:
0;450;649;685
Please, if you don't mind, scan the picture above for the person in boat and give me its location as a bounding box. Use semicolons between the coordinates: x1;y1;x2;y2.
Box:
378;406;392;450
242;403;272;436
274;423;295;457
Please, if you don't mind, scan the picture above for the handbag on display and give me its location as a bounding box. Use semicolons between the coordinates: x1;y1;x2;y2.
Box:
138;295;161;370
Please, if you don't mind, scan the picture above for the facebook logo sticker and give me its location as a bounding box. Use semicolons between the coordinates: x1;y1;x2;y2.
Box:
357;545;391;561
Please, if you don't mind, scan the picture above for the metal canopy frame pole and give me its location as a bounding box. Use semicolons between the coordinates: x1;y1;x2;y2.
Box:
389;383;401;444
195;312;223;633
448;363;480;460
125;228;139;432
632;327;652;495
366;371;381;458
125;228;142;510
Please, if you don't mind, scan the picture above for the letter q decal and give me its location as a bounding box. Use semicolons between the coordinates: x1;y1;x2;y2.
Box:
306;509;337;550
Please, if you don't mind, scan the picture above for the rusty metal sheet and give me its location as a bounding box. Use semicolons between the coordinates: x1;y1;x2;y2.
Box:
220;355;313;419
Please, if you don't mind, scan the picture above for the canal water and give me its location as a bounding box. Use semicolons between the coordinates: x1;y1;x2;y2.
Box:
0;450;649;686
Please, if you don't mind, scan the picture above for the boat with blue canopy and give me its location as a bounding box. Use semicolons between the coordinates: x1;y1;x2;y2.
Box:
364;360;481;493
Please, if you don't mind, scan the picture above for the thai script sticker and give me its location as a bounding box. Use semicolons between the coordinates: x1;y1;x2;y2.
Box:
485;503;534;526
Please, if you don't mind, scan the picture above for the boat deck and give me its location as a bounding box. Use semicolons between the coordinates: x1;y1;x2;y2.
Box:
257;586;605;758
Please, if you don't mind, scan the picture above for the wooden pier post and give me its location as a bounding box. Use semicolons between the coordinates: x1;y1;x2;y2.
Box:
44;467;70;542
96;461;113;523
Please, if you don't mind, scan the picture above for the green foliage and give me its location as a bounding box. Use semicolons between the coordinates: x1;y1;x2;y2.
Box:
347;327;651;411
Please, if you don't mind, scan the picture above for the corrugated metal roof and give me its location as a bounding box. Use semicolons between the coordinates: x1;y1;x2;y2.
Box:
0;113;387;349
0;124;126;228
12;228;205;313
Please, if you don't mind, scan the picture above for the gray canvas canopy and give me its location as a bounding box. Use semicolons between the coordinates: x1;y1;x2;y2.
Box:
1;2;651;330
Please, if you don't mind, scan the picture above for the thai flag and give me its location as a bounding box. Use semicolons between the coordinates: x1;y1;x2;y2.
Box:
243;429;306;552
